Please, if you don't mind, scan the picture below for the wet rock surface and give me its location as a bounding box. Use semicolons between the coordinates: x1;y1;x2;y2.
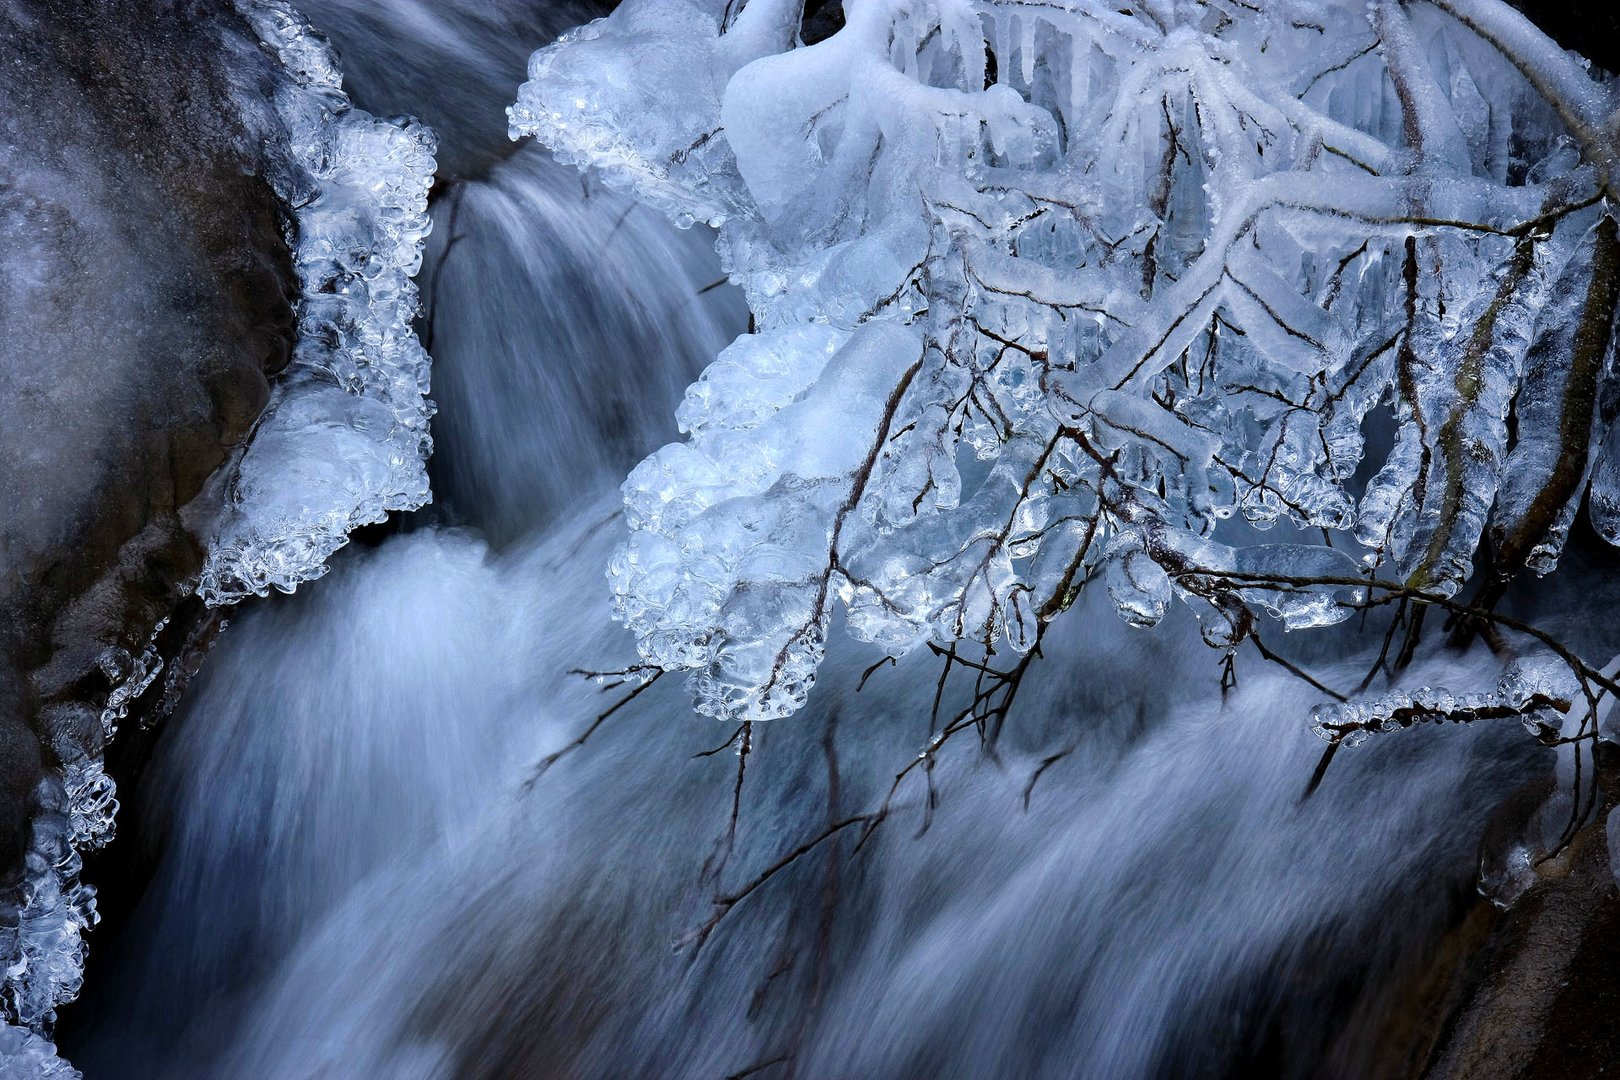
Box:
1422;746;1620;1079
0;0;294;887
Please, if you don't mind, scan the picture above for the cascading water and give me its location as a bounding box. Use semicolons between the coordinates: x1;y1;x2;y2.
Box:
54;4;1620;1079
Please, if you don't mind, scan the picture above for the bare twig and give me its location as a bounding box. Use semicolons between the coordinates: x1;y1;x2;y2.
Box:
524;671;664;789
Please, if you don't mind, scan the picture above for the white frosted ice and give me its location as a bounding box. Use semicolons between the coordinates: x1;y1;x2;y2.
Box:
0;776;97;1031
1311;652;1582;747
198;0;438;604
2;607;167;1039
0;1025;78;1079
515;0;1617;722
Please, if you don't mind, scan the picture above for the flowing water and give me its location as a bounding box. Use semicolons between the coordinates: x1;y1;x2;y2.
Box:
59;4;1620;1077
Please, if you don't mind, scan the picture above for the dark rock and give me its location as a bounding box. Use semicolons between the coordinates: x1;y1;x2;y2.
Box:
0;0;295;878
1422;744;1620;1079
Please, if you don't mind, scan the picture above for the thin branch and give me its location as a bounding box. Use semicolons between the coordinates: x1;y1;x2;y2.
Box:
1023;741;1080;810
1249;632;1347;702
725;1055;792;1080
524;671;664;789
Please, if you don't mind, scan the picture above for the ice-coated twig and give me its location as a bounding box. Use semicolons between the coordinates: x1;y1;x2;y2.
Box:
514;1;1620;756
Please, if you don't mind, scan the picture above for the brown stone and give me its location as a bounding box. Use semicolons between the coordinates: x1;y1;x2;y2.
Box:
0;0;297;877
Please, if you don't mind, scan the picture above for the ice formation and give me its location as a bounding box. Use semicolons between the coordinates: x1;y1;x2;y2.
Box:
1310;652;1582;747
1;1;438;1054
0;773;97;1035
0;1026;77;1080
0;613;166;1036
198;0;437;604
514;0;1619;723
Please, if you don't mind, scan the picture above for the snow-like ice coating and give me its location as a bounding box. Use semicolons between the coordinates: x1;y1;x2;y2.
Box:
0;1025;78;1079
198;0;437;604
513;0;1619;723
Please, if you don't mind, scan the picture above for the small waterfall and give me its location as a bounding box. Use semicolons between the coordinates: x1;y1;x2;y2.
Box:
59;4;1620;1078
421;146;746;544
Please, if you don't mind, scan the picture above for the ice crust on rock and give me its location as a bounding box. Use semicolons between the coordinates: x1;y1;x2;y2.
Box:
0;776;97;1033
0;612;165;1037
515;0;1616;722
198;0;438;605
1;2;438;1057
0;1026;78;1080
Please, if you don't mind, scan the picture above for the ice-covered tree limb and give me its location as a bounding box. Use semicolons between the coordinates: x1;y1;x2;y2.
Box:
513;0;1619;725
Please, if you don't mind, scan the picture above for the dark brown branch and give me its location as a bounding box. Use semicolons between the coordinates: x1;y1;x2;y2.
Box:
725;1055;792;1080
678;814;873;952
524;671;664;789
694;726;747;758
703;721;754;883
857;654;897;691
1023;740;1079;809
1249;632;1347;702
